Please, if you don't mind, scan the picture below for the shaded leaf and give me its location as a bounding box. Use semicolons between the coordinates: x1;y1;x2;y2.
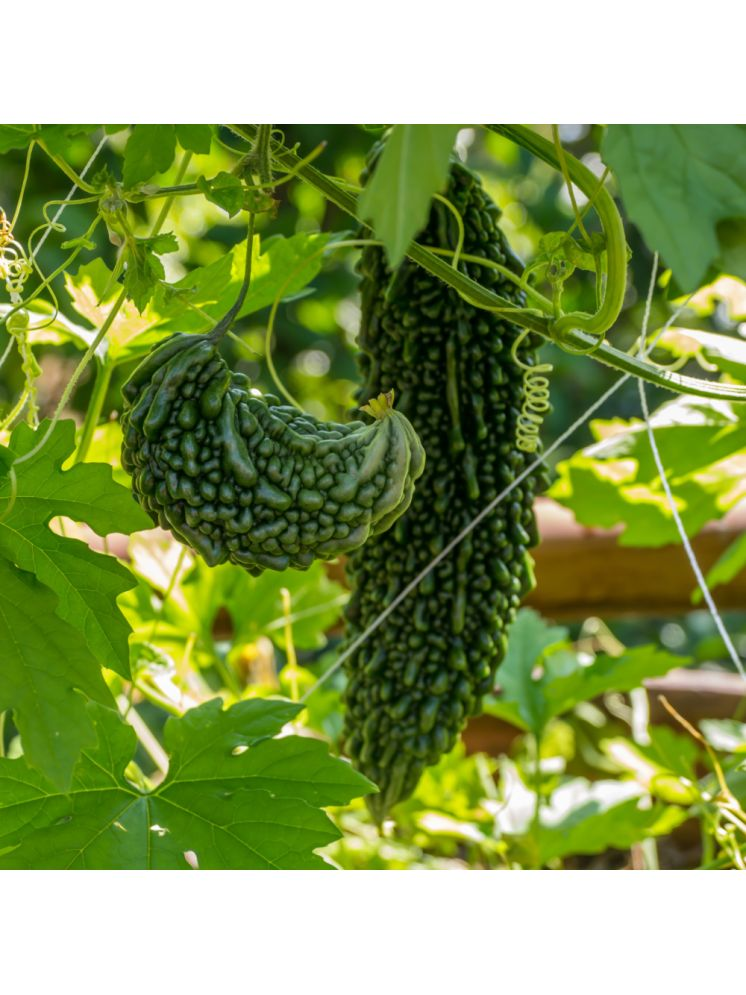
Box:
122;125;176;188
603;124;746;289
197;172;245;216
124;232;179;313
0;419;150;676
358;124;460;266
0;561;112;789
175;124;212;155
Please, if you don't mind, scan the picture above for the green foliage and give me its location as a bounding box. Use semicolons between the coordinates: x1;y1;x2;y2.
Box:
0;124;99;155
153;232;340;332
121;533;347;676
0;561;113;789
487;609;687;735
551;395;746;546
123;125;177;188
0;420;148;786
358;124;460;265
0;420;149;674
604;124;746;288
124;232;179;313
197;172;249;217
174;124;212;156
657;324;746;381
0;699;373;868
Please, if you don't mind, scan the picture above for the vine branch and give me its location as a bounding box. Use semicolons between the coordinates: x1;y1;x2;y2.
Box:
228;124;746;405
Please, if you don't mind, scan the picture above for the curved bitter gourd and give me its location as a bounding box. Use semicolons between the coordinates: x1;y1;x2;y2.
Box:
343;159;548;821
121;333;425;574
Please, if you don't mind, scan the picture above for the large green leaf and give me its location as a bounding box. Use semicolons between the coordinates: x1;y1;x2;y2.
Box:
358;124;460;266
0;420;150;676
0;561;112;789
0;699;373;869
551;395;746;546
603;124;746;289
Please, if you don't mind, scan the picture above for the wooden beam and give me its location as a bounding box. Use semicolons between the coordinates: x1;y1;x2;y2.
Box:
527;498;746;619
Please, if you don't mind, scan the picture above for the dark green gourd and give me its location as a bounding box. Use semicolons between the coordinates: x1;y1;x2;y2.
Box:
342;160;547;821
121;333;425;574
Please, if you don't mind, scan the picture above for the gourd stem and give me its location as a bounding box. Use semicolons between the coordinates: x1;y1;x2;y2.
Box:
209;210;256;342
227;123;746;405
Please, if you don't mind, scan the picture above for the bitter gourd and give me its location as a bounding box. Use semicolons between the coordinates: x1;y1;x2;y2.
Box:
343;158;547;821
121;333;425;574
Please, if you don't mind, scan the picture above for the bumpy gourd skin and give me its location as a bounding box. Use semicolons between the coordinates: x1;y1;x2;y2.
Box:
342;161;547;821
121;333;425;575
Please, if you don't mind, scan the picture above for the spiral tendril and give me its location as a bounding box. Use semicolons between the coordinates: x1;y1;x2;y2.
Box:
511;326;552;453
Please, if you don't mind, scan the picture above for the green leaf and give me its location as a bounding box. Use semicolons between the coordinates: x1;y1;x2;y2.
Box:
0;699;373;869
358;124;460;266
603;726;700;797
0;125;36;153
122;125;177;188
64;259;169;363
486;609;569;732
0;561;112;789
153;232;338;333
603;124;746;289
124;232;179;313
0;419;150;676
197;172;245;216
551;395;746;546
490;622;686;736
175;124;212;155
699;718;746;754
535;778;687;864
0;125;99;156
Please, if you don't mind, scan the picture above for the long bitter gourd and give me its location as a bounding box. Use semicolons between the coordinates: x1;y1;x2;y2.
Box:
343;159;547;820
121;333;425;574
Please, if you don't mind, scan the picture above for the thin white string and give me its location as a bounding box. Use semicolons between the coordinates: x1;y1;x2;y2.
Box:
302;257;695;701
637;256;746;682
30;134;106;262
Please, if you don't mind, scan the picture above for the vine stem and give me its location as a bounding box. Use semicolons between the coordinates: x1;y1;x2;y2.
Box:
228;124;746;405
74;361;112;463
62;151;194;467
38;142;99;195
